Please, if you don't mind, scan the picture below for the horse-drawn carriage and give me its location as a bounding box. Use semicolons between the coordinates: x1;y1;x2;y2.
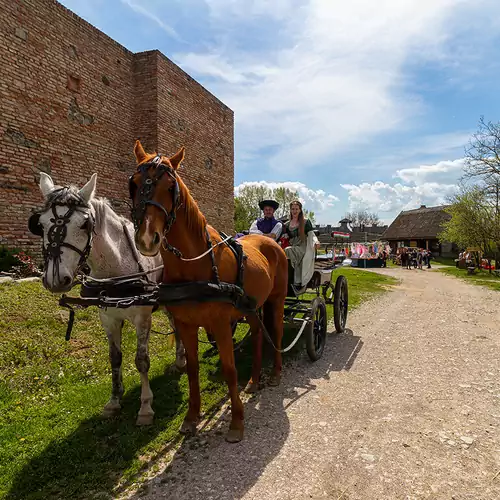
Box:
29;140;349;442
56;231;348;363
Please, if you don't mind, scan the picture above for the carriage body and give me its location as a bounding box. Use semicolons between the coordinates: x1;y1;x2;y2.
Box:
281;245;348;361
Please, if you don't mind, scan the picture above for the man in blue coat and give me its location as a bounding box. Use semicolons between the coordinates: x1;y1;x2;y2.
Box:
249;200;283;241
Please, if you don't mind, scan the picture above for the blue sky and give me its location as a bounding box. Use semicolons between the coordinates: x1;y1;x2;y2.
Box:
60;0;500;224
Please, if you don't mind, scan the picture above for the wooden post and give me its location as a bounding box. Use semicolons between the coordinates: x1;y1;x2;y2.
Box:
426;240;429;250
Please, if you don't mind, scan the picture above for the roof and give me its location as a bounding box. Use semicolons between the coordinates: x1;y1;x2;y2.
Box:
382;205;451;240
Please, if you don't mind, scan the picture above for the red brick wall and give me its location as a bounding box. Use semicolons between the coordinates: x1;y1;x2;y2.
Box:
0;0;234;259
155;52;234;230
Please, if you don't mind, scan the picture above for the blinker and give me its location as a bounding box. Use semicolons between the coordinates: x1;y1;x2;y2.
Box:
28;212;43;237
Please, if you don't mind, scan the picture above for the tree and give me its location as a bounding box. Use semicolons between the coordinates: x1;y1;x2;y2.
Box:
344;210;381;228
463;116;500;186
304;210;316;224
439;186;500;259
234;197;253;233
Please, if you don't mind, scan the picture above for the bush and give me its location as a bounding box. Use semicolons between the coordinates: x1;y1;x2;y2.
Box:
10;251;42;278
0;246;21;273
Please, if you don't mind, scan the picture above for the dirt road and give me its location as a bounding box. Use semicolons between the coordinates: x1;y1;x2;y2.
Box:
135;268;500;500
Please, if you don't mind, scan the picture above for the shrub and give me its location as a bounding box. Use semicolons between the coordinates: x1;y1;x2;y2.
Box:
10;251;42;278
0;246;21;273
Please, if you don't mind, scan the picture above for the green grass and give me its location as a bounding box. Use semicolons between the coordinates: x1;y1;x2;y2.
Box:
438;266;500;291
431;256;457;266
0;268;396;499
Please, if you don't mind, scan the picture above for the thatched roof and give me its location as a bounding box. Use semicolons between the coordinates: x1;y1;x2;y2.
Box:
382;205;451;240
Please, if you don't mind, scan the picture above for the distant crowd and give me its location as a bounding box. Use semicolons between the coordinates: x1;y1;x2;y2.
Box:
395;248;432;270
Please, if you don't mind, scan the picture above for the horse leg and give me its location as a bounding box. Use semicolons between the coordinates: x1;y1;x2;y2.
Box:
164;309;187;373
216;324;245;443
266;300;284;387
174;329;187;372
101;314;124;417
178;323;201;436
134;313;154;426
244;314;262;394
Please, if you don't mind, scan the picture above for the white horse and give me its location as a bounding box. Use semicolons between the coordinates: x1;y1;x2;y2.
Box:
30;172;186;425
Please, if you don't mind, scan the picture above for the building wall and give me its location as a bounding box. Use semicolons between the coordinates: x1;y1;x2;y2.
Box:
155;52;234;230
0;0;234;258
387;239;458;257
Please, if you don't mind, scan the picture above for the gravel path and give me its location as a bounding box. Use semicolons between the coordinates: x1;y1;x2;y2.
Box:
134;268;500;500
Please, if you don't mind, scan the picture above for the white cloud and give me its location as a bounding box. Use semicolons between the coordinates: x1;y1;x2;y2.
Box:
341;155;464;218
234;180;338;222
395;158;465;184
341;181;457;215
172;0;500;174
120;0;179;39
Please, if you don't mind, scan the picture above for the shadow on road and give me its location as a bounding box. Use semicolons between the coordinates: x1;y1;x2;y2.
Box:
129;327;363;500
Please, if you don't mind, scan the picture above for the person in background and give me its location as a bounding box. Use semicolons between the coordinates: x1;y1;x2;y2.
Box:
401;248;407;269
249;200;283;241
417;249;423;270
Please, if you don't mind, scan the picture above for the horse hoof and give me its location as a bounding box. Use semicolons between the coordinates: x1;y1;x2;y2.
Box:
102;405;121;418
136;414;154;426
180;420;197;435
225;428;244;443
268;374;281;387
175;361;187;374
167;363;186;375
244;381;259;394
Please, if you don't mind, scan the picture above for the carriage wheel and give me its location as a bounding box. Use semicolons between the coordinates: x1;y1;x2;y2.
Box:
322;282;334;304
305;297;327;361
333;275;348;333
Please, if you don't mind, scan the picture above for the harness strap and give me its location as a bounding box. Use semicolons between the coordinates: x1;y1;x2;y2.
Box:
122;222;148;275
219;231;246;290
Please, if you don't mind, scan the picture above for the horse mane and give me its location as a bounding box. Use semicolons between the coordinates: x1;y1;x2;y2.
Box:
175;174;207;238
90;197;130;226
43;185;89;209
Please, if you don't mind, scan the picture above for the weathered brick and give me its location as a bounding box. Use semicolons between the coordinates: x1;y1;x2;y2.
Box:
0;0;234;259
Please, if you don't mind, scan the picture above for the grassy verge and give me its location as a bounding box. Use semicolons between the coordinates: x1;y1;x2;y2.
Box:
0;268;396;499
438;266;500;292
431;256;457;266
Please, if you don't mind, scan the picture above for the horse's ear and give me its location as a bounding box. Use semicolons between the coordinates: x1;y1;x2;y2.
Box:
79;173;97;203
169;146;185;170
39;172;55;198
134;140;147;164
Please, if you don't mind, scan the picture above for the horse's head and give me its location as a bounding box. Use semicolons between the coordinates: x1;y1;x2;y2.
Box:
130;140;185;256
29;172;97;293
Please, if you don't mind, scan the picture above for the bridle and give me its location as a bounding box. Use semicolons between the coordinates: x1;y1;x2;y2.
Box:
28;188;95;283
129;155;181;238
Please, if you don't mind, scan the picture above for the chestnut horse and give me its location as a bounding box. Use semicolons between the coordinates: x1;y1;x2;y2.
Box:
129;140;288;442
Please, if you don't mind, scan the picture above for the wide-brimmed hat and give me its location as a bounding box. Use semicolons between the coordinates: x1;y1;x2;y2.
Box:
259;199;279;211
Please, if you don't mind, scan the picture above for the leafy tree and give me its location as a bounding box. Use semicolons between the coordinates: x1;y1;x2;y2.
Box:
439;186;500;258
304;209;316;224
234;197;253;233
344;210;381;228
